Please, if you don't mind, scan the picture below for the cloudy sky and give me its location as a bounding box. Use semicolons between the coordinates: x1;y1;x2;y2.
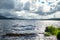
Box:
0;0;60;19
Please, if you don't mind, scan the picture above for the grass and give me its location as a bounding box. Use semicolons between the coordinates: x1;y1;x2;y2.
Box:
44;32;51;36
44;25;60;36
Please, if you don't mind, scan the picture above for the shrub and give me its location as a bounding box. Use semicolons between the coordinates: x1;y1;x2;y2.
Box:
45;25;60;40
45;25;58;35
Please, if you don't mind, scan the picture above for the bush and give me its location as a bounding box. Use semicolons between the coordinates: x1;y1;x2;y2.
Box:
45;25;58;35
45;25;60;40
57;32;60;40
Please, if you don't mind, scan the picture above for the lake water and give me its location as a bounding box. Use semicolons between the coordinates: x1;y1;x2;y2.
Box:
0;20;60;40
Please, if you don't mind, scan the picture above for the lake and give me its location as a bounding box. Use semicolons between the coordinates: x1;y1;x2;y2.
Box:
0;20;60;40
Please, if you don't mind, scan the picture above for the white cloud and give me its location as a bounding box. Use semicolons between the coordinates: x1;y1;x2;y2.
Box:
52;11;60;18
14;10;60;19
43;5;51;12
15;10;41;19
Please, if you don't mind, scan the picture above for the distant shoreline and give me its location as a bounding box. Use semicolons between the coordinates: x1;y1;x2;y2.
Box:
0;19;60;21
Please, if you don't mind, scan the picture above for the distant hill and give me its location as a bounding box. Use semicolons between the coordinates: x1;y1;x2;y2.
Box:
0;15;7;19
48;18;60;20
0;15;25;20
39;18;60;20
0;15;60;20
0;15;15;19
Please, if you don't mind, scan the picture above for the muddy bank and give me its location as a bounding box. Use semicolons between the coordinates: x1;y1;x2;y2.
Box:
2;33;37;37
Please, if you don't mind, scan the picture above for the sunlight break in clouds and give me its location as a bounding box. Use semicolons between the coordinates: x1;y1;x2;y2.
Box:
15;11;41;19
20;0;28;3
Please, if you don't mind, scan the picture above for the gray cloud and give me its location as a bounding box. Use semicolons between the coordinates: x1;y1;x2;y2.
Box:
56;2;60;11
23;1;31;11
15;2;23;11
0;0;14;9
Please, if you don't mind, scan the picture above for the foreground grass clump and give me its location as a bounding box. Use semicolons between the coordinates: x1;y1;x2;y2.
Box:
44;32;51;36
44;25;60;36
